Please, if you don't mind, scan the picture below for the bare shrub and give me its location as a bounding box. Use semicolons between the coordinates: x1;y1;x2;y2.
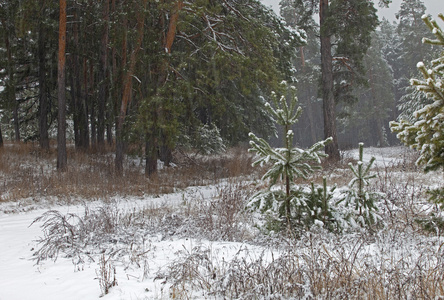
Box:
183;181;255;242
158;232;444;299
95;253;118;297
30;210;88;264
31;203;131;264
155;245;218;299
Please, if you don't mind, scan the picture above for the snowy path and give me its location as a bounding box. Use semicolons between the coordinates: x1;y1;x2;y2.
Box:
0;184;236;299
0;208;104;300
345;146;413;167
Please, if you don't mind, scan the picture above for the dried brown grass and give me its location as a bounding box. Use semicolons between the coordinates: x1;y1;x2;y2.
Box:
0;142;256;204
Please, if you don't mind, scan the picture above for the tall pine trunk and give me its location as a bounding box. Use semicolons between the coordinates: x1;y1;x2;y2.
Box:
72;6;89;150
144;0;184;176
320;0;340;162
97;0;110;149
4;23;20;142
13;101;20;142
57;0;67;171
115;0;148;175
38;16;50;150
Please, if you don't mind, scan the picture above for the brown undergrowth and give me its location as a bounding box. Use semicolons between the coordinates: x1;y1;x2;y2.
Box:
0;142;256;204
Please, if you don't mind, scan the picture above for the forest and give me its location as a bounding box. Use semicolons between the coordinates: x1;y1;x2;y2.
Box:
0;0;438;174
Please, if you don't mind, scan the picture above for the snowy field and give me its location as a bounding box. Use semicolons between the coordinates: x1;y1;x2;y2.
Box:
1;146;444;299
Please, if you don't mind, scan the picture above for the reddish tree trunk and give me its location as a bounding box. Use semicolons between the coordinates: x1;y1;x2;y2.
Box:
115;0;148;175
57;0;67;171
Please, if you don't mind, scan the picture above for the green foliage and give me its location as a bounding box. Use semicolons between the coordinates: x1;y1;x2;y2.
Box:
249;177;342;233
396;0;435;76
249;86;331;187
427;187;444;208
338;143;381;226
178;124;226;155
304;177;339;231
390;13;444;173
249;132;330;187
415;212;444;233
248;84;332;231
324;0;380;106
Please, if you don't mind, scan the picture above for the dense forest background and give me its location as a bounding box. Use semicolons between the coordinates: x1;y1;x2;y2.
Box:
0;0;437;174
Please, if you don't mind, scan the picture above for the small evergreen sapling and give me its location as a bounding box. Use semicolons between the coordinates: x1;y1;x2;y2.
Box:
338;143;381;227
304;177;339;231
248;85;332;229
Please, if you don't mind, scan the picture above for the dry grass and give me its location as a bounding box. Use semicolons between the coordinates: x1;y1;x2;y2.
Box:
159;229;444;299
8;142;444;299
0;142;257;204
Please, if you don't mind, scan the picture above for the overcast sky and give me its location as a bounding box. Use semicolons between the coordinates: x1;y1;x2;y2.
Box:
259;0;443;22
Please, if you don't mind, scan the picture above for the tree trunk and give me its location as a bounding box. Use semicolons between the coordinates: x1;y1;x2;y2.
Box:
145;133;158;177
57;0;67;171
69;6;89;150
87;60;96;148
144;0;184;176
38;14;50;150
13;102;20;142
106;111;113;146
0;126;3;147
3;22;20;142
320;0;340;162
97;0;110;148
115;0;148;175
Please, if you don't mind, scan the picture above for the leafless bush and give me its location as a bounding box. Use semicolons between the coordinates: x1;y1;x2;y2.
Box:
30;210;88;264
183;182;255;242
158;232;444;299
31;203;137;264
156;245;219;299
95;253;118;297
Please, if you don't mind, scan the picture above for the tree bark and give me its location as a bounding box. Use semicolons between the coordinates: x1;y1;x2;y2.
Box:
71;6;89;150
3;21;20;142
97;0;110;148
320;0;340;162
0;126;3;147
143;0;184;176
38;12;50;150
13;101;20;142
115;0;148;175
87;60;96;148
145;132;158;177
57;0;67;171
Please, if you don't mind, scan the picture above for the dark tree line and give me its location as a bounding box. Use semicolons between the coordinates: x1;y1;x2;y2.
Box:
0;0;436;173
0;0;305;174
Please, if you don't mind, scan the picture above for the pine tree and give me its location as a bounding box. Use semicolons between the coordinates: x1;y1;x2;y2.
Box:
396;0;435;76
390;13;444;173
339;143;380;226
280;0;379;160
248;84;331;229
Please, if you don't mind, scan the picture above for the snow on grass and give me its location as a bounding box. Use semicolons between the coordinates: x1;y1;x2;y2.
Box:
1;146;444;299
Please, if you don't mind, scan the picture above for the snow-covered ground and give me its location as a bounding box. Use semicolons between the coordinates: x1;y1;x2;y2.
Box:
0;186;229;300
1;146;443;299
